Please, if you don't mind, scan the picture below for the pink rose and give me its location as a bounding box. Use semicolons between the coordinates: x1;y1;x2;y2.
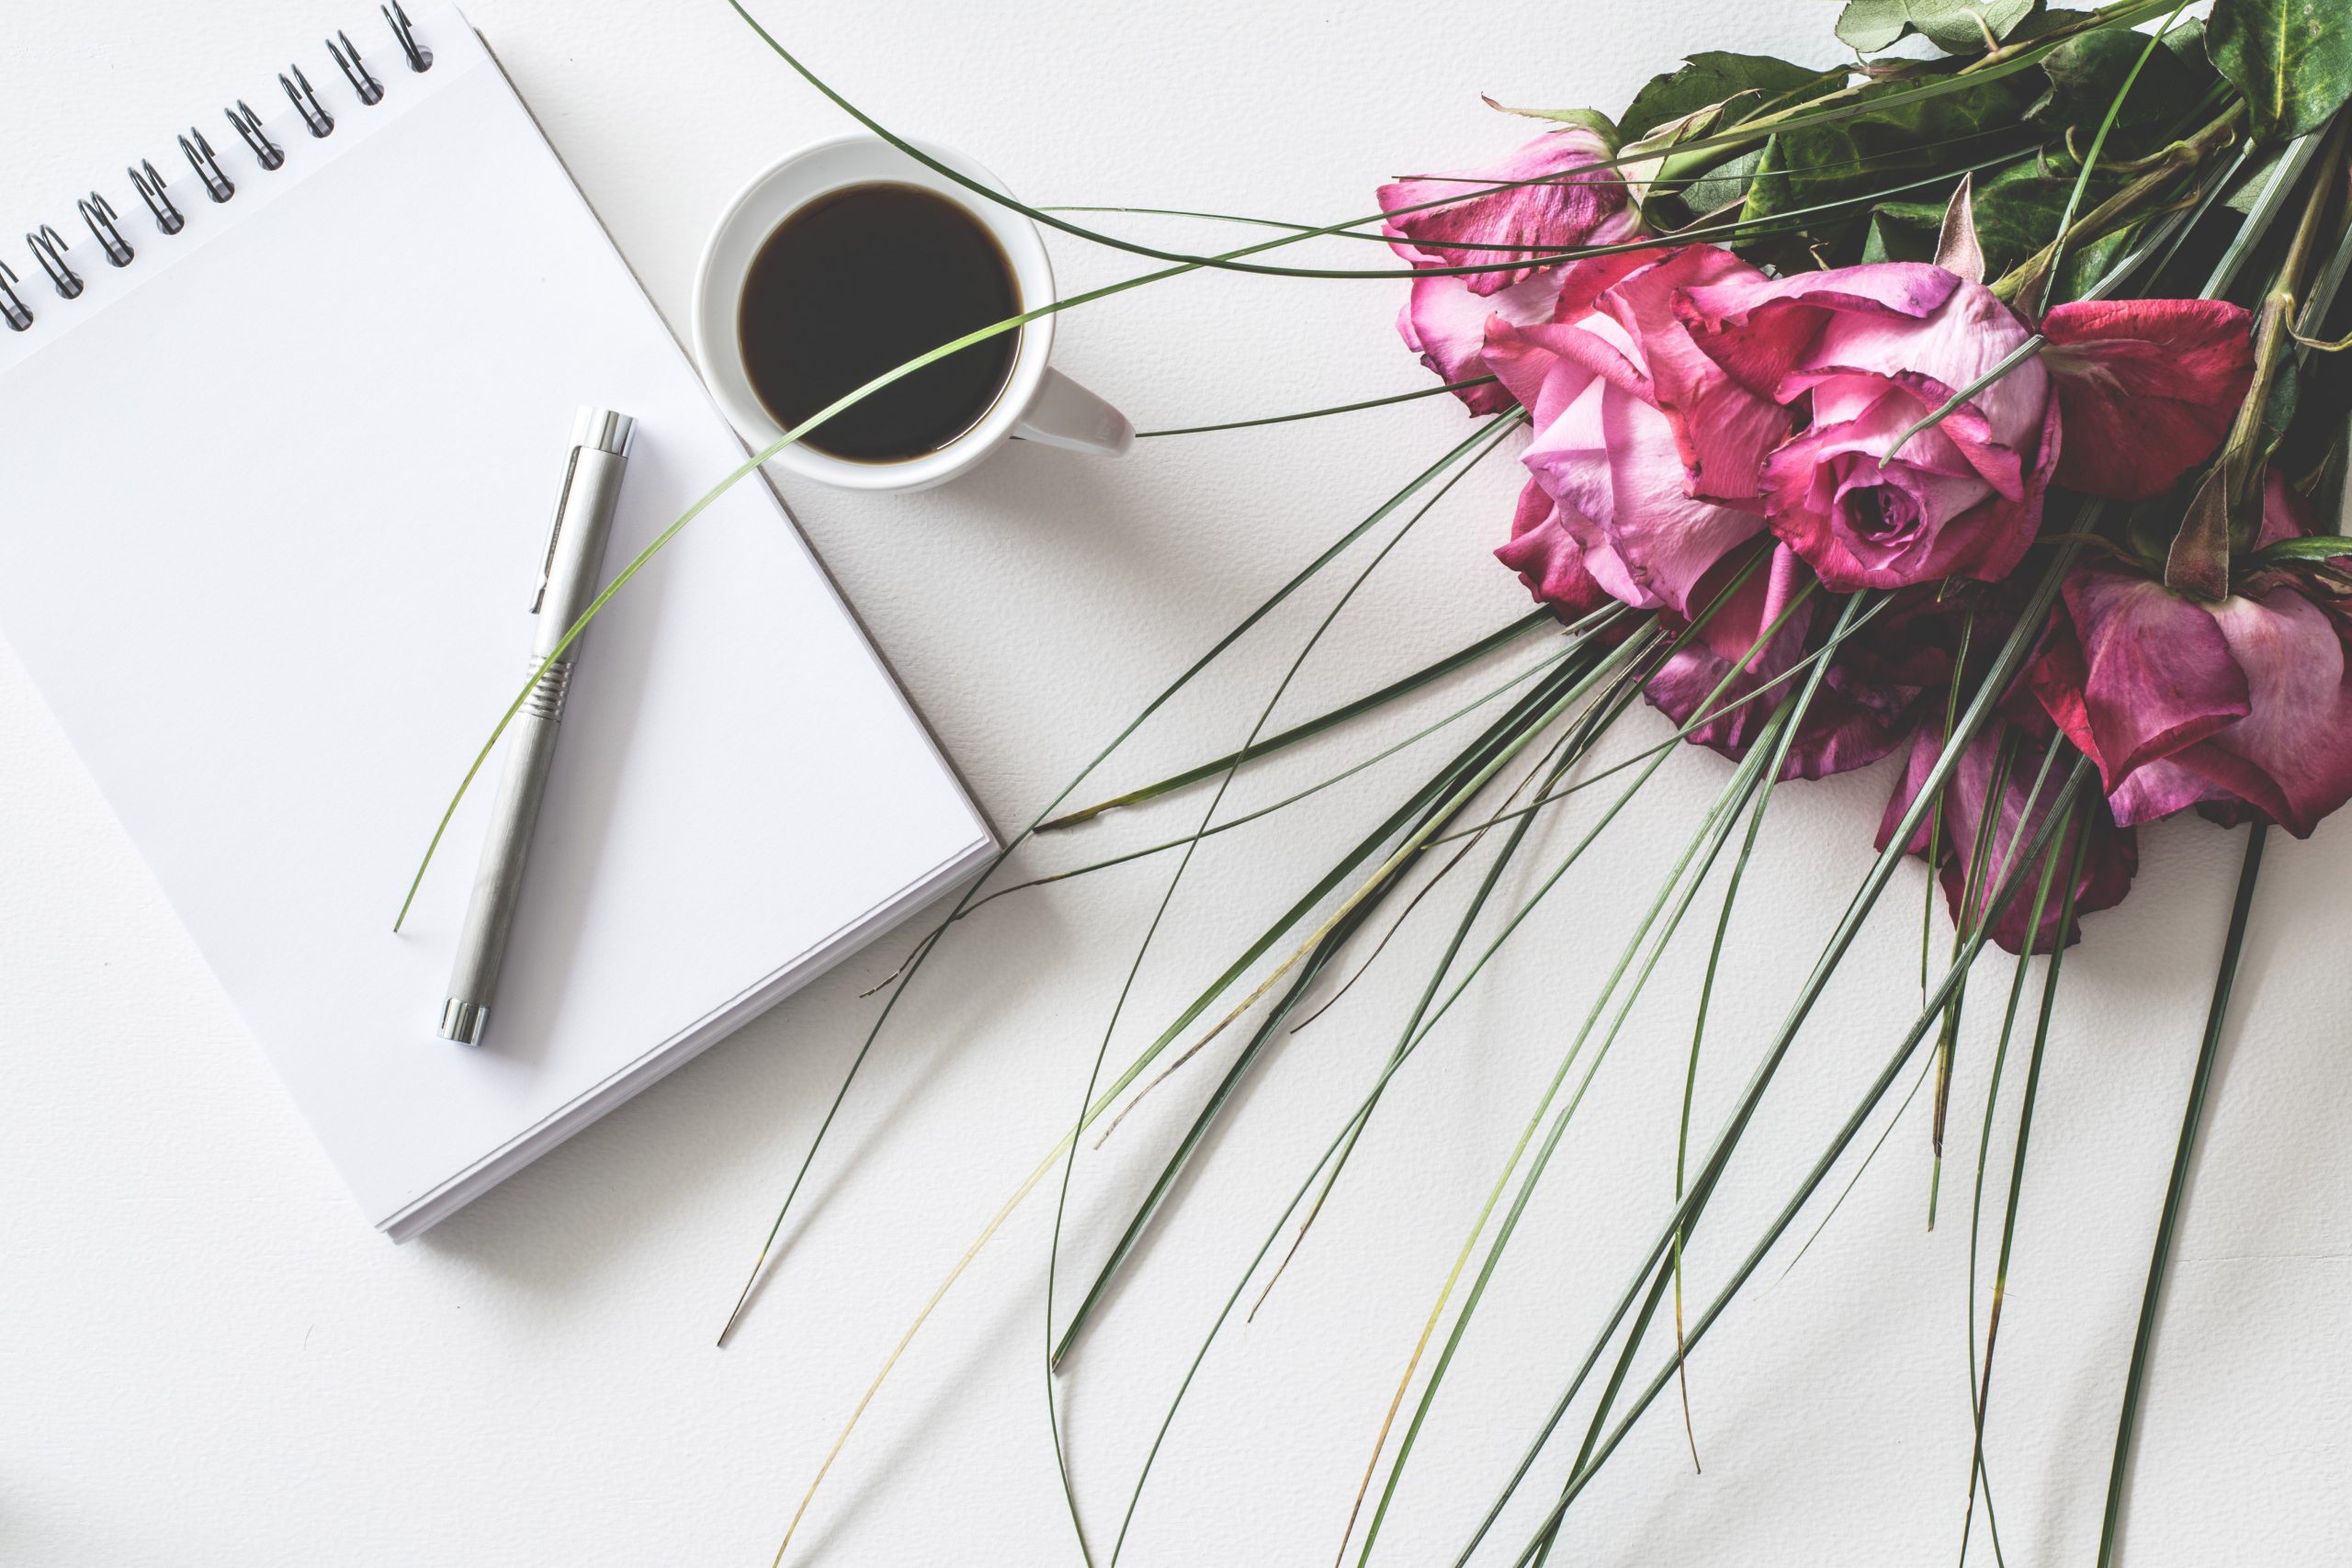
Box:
1482;245;1792;620
1650;570;1987;781
2030;474;2352;838
1675;263;2060;593
1381;128;1638;413
1876;719;2138;954
2037;298;2255;502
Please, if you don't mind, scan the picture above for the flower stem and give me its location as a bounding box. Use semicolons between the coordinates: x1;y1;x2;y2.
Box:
2094;822;2267;1568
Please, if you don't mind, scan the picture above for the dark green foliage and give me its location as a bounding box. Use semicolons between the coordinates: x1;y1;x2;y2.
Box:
1739;73;2040;263
2210;0;2352;140
1837;0;2041;56
1621;51;1827;142
2030;21;2212;131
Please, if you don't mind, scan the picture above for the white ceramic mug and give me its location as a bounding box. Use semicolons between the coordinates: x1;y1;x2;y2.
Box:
691;133;1132;492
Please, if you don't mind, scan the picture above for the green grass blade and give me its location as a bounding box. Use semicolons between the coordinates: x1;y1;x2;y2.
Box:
1957;797;2086;1568
718;414;1514;1343
1051;642;1646;1365
1446;551;2087;1562
1037;416;1524;1557
728;0;2177;285
1351;667;1813;1566
2094;823;2267;1568
1498;759;2098;1561
1102;715;1592;1563
1137;379;1501;436
1042;609;1557;828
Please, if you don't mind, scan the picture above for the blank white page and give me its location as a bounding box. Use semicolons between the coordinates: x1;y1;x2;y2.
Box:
0;10;992;1234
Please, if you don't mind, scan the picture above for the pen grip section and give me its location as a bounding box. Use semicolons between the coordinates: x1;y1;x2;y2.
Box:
443;702;564;1032
521;655;573;721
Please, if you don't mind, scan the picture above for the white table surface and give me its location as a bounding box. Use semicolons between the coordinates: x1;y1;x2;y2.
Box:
6;3;2347;1564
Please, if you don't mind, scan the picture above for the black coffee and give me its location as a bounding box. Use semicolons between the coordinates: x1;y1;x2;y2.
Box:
738;182;1022;463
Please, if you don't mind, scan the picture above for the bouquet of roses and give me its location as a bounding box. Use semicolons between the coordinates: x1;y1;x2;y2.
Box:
407;1;2352;1561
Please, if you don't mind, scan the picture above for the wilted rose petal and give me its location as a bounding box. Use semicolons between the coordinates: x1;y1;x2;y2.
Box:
1379;128;1634;296
1874;722;2138;953
1676;261;2056;593
2057;566;2249;788
1397;267;1566;413
1495;477;1613;621
1672;262;1963;399
1483;245;1788;619
1645;542;1815;762
2032;476;2352;837
2179;588;2352;837
2038;298;2256;501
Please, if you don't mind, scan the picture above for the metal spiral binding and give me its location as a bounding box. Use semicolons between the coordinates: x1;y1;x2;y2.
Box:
328;30;385;105
385;2;432;72
10;7;428;340
79;194;134;266
181;129;234;202
0;262;31;332
227;102;285;171
280;65;334;138
27;225;80;299
128;161;185;235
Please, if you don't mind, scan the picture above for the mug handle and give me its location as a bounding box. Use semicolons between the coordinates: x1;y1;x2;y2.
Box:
1013;367;1135;456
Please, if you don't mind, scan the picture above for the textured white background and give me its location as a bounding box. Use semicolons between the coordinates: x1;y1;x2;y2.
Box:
4;2;2347;1564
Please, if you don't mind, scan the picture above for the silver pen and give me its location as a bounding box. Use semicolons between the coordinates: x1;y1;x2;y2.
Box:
439;407;637;1045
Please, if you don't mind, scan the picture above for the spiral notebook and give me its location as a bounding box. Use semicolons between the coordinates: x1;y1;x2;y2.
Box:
0;6;996;1239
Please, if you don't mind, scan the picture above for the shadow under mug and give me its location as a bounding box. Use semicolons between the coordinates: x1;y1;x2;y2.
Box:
691;133;1132;492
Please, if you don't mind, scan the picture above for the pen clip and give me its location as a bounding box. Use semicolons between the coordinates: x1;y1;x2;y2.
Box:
532;444;584;615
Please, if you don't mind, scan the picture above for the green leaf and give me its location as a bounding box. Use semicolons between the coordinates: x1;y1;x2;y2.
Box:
1741;75;2039;249
2210;0;2352;141
1861;206;1937;263
2029;21;2208;130
2251;531;2352;562
1837;0;2041;56
1972;155;2124;277
1620;51;1826;142
1481;99;1621;148
2163;16;2211;72
1872;153;2132;298
1668;146;1764;220
2262;352;2301;443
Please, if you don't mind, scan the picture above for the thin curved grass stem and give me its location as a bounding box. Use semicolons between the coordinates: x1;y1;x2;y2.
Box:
1777;1051;1938;1282
1048;653;1636;1370
1344;588;1837;1565
1958;809;2086;1568
1512;600;1863;1566
975;642;1596;925
1137;379;1499;436
728;0;2173;283
1091;626;1649;1151
1104;715;1599;1563
2095;824;2266;1568
1107;644;1716;1555
1422;590;1899;847
1045;607;1589;829
1036;417;1521;1557
720;415;1515;1349
1500;761;2098;1562
1367;712;1789;1568
1249;711;1607;1320
1447;546;2086;1564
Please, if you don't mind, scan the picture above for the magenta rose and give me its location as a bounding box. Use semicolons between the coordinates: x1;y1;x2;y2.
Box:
1650;569;1992;781
1673;263;2060;593
1482;245;1792;623
1381;127;1637;413
2029;473;2352;838
2037;297;2256;501
1876;720;2138;953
